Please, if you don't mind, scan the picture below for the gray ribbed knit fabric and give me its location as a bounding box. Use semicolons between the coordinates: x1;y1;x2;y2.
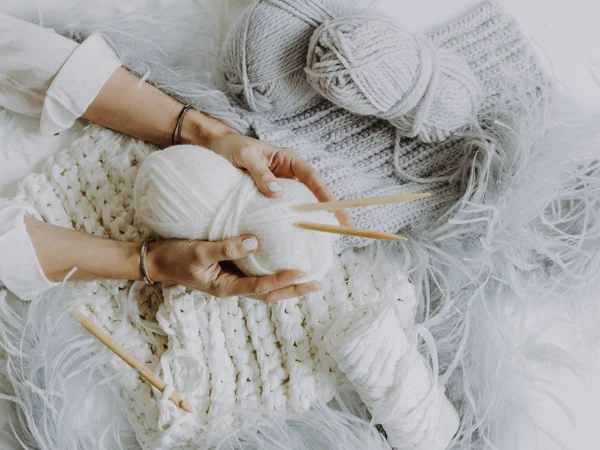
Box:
221;0;544;250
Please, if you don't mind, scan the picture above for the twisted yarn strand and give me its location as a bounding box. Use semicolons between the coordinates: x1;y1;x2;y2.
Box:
324;302;459;450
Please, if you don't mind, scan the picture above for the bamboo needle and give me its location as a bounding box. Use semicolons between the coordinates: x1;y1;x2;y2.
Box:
294;222;407;241
71;308;192;413
291;192;431;213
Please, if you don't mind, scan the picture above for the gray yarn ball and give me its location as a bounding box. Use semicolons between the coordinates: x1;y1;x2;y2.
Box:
305;15;483;142
221;0;372;113
222;0;481;142
221;0;336;113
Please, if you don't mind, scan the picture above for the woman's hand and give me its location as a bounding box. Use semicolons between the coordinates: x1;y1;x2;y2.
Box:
83;68;351;227
147;235;322;302
27;217;320;302
206;131;352;227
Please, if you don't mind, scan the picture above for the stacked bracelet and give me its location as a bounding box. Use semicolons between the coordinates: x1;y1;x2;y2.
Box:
171;104;194;146
140;239;155;286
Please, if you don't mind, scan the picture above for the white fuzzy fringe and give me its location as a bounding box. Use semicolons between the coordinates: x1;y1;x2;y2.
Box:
175;395;390;450
0;286;139;450
0;109;36;163
393;82;600;448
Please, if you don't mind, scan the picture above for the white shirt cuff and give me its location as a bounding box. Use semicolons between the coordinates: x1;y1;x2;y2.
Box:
39;33;122;135
0;199;60;300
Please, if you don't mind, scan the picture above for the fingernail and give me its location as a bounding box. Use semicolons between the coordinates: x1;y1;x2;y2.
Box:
242;237;258;252
268;181;282;192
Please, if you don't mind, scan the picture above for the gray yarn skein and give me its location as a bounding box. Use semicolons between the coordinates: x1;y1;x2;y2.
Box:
221;0;333;113
220;0;373;113
306;15;483;142
222;0;481;142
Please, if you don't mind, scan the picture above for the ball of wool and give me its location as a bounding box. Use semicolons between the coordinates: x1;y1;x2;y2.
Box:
305;14;482;143
220;0;354;113
133;145;339;283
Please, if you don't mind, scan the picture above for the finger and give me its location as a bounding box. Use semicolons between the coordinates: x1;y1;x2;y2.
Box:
289;155;353;226
334;209;353;227
290;156;335;204
219;269;306;297
240;149;283;198
200;235;259;264
252;281;323;303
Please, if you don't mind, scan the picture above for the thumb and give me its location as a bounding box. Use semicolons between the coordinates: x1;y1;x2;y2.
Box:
243;154;283;198
200;235;259;264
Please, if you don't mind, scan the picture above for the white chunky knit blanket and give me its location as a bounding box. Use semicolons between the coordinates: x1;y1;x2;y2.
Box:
7;125;423;449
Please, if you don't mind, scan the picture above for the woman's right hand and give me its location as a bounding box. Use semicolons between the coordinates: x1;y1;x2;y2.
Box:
25;217;317;302
147;235;322;302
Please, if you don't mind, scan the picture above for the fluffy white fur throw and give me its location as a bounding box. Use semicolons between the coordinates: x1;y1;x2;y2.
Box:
1;1;600;450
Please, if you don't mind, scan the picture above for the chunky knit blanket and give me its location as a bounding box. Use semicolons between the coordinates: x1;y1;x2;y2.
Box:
2;1;600;450
7;125;421;449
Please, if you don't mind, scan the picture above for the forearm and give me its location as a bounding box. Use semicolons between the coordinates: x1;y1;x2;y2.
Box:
81;67;232;148
26;68;239;283
24;216;143;282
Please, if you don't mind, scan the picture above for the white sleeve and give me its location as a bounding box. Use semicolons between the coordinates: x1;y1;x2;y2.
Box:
0;13;122;135
0;198;59;300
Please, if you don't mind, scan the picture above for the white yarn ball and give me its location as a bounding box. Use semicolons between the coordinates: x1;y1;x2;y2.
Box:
133;145;339;282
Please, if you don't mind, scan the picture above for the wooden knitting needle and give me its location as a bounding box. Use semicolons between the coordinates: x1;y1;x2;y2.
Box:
294;222;407;241
291;192;431;213
71;309;192;413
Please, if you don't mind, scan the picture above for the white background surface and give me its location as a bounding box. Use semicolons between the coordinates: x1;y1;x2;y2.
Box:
1;1;600;448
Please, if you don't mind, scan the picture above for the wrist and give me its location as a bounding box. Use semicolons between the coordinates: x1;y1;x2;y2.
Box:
180;109;234;148
145;240;168;284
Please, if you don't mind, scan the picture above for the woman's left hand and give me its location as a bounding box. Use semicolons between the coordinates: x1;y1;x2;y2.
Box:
206;131;352;227
83;69;350;225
